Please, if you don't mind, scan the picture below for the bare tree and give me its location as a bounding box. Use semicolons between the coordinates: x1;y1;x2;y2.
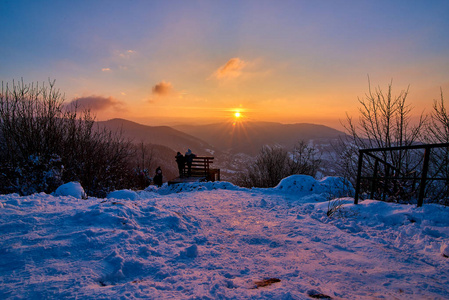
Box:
236;142;322;188
427;90;449;143
288;141;322;177
131;142;154;189
339;79;426;202
344;79;425;152
424;90;449;204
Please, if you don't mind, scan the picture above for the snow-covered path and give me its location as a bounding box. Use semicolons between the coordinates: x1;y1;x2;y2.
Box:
158;189;448;299
1;177;448;299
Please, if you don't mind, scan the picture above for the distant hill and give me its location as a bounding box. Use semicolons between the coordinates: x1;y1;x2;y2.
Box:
173;121;346;155
97;118;216;156
97;119;347;181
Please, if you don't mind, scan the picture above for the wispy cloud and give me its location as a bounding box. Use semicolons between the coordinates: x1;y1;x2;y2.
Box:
152;81;173;96
102;49;137;71
66;95;124;111
119;49;136;59
213;58;247;79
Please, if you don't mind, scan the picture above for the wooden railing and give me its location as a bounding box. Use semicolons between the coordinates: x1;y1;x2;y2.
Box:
182;156;220;181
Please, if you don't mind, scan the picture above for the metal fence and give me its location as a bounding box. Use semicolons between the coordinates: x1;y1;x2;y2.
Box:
354;143;449;207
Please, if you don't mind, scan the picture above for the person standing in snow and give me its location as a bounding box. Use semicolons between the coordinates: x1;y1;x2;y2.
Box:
153;166;163;187
175;152;185;177
185;149;196;177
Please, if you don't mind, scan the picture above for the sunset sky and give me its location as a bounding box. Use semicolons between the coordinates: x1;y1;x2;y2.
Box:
1;0;448;129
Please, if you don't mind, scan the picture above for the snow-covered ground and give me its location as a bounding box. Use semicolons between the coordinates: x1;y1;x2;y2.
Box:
1;175;448;299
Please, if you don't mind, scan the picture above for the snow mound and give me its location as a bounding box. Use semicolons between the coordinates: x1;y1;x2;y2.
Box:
274;175;354;197
149;181;242;195
107;189;139;200
315;199;449;260
179;244;199;258
441;244;449;257
54;181;87;199
0;193;203;294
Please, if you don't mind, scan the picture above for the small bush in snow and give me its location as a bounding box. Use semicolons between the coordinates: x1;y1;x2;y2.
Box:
327;198;345;218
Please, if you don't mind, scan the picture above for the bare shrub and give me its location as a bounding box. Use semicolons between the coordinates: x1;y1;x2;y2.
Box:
324;176;354;218
130;142;154;189
289;140;322;176
327;198;345;218
0;79;134;197
236;142;322;188
236;145;288;188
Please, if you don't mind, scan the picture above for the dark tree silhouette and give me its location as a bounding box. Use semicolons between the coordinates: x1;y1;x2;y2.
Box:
0;79;135;197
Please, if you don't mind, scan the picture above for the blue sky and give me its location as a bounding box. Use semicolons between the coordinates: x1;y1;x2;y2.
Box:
1;0;448;128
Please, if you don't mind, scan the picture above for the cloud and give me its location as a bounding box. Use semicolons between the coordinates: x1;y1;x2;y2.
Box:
102;68;111;72
213;58;247;79
152;81;173;96
66;95;123;111
119;49;136;59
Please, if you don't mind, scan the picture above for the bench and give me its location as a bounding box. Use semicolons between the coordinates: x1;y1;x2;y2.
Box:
168;156;220;185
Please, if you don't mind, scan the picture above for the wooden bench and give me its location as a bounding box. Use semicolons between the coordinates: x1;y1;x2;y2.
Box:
168;156;220;185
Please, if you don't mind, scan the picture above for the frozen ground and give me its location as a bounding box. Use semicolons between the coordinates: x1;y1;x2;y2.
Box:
0;175;448;299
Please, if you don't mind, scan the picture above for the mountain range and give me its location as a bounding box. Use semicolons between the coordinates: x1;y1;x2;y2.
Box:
98;118;347;181
173;121;345;155
99;118;346;155
97;118;214;155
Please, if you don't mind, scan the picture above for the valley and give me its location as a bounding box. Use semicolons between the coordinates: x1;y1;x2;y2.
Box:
98;119;347;183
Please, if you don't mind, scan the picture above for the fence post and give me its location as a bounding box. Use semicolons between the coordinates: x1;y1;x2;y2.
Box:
354;151;364;204
383;165;390;201
418;146;431;207
370;159;379;199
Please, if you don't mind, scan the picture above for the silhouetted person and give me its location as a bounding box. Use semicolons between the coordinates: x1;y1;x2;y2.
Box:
185;149;196;177
153;166;163;187
175;152;185;177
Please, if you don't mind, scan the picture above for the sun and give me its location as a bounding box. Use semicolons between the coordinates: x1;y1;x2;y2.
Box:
229;108;246;125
